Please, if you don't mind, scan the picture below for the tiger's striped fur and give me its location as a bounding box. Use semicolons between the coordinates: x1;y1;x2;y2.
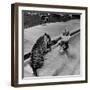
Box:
30;33;51;76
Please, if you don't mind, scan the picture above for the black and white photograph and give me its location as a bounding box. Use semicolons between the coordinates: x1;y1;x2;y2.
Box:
11;3;87;87
23;11;80;77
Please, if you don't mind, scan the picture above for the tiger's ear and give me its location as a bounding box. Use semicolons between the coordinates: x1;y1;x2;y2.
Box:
44;33;47;38
44;33;47;41
44;33;47;36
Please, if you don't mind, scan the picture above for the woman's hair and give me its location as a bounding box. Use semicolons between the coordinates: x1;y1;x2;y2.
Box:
63;29;70;36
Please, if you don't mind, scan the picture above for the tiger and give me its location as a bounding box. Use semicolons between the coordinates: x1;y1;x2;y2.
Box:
30;33;51;76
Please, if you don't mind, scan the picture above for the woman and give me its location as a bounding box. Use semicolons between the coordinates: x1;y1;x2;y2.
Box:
59;29;71;53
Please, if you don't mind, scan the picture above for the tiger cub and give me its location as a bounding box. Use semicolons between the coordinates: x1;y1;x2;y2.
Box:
30;33;51;76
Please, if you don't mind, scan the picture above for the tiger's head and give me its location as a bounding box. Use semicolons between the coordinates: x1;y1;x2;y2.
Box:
44;33;51;47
